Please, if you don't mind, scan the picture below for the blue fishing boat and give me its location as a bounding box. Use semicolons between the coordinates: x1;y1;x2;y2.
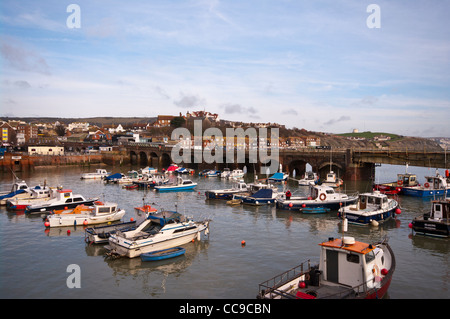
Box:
338;191;400;225
402;172;449;197
154;177;197;192
238;188;278;205
140;247;186;261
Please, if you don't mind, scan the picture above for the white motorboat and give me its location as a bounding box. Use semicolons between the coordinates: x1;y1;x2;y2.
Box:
44;202;125;228
276;185;358;211
320;171;343;188
6;185;56;210
25;189;98;214
106;210;211;258
228;169;245;180
220;168;231;179
0;180;32;205
80;168;110;179
298;171;319;186
205;180;249;200
338;191;400;226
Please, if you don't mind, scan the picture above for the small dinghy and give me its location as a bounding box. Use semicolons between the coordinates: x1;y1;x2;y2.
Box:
300;207;330;214
140;247;186;261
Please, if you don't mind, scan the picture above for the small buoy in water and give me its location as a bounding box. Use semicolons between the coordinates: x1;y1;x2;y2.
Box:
130;217;134;222
44;221;50;227
83;219;88;226
67;229;71;235
408;223;413;229
395;208;401;214
370;220;379;227
241;240;246;246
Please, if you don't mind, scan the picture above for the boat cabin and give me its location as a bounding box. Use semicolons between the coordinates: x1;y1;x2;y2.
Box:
397;173;417;187
55;189;86;203
357;191;389;210
318;237;386;291
425;199;450;222
423;174;448;190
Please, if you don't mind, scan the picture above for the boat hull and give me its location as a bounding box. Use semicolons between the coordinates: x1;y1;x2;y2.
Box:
277;197;358;211
339;206;398;225
46;209;126;228
402;187;448;197
155;185;196;192
411;219;450;238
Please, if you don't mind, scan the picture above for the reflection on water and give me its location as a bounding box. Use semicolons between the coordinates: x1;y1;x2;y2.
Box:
0;163;448;298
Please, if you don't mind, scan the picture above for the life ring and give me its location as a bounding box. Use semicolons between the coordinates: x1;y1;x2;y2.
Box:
424;182;430;188
372;264;380;277
319;193;326;201
397;180;403;186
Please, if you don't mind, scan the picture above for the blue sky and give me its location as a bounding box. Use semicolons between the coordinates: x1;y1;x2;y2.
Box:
1;0;449;137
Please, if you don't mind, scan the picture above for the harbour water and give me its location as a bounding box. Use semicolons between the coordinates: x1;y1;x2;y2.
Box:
0;164;448;299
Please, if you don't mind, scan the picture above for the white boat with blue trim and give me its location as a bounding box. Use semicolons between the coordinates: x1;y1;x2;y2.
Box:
338;191;401;226
106;210;211;258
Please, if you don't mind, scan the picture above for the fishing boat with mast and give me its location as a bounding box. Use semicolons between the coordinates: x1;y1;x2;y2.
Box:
373;164;419;195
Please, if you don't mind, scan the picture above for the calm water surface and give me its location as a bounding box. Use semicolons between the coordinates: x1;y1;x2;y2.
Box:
0;164;448;299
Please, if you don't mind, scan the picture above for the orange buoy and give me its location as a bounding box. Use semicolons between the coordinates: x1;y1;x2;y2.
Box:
67;230;71;235
241;240;246;246
288;203;293;207
83;220;88;226
44;221;50;227
130;217;134;222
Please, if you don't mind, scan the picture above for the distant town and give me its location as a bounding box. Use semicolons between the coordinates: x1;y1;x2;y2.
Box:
0;110;448;156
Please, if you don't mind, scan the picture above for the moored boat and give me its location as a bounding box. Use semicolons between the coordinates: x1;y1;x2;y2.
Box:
6;185;55;210
268;172;289;183
409;198;450;238
43;202;125;227
298;171;319;186
154;176;197;192
205;181;249;200
238;188;279;205
25;189;98;214
257;236;395;299
338;191;400;226
85;204;157;243
373;167;418;195
0;180;32;205
276;185;357;211
228;169;245;180
402;172;449;197
106;210;211;258
140;247;186;261
319;171;343;188
80;168;110;180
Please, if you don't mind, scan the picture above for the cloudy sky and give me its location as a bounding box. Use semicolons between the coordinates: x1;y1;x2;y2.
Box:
1;0;449;137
